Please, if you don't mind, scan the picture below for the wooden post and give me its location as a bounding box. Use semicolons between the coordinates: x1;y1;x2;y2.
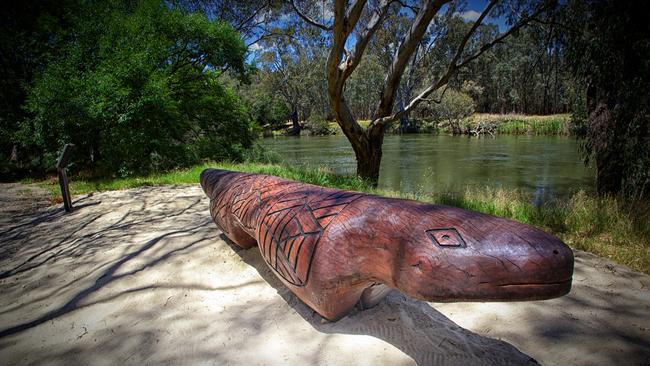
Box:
56;144;75;212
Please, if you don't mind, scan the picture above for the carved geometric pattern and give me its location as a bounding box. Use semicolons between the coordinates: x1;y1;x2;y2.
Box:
210;174;256;235
257;190;362;286
209;173;362;286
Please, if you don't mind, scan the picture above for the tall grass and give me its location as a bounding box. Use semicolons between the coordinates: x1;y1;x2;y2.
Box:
320;114;573;135
37;161;650;274
468;113;572;135
425;188;650;273
270;114;573;136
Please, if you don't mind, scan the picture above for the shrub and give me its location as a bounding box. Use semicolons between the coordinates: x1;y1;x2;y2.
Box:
430;89;475;134
21;0;255;177
303;117;336;136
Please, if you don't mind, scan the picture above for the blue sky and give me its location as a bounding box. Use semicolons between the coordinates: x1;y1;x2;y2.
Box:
460;0;509;31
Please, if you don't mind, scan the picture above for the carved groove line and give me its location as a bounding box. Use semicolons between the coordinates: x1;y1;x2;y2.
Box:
258;190;362;286
211;174;363;287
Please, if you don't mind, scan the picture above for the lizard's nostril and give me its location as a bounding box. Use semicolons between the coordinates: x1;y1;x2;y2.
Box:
553;250;559;255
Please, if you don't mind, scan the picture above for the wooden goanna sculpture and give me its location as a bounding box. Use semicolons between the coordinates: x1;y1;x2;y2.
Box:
200;169;574;321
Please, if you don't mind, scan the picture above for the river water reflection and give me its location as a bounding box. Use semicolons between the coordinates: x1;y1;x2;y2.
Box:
262;135;595;203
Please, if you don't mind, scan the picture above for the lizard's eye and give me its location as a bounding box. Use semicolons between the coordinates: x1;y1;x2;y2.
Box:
426;228;465;248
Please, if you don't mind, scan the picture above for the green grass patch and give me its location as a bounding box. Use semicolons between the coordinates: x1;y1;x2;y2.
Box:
326;119;371;133
36;161;372;198
36;161;649;274
468;113;572;135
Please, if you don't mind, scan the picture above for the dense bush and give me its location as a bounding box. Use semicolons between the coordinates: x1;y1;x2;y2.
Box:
18;0;255;177
247;93;291;129
429;89;475;135
303;117;336;136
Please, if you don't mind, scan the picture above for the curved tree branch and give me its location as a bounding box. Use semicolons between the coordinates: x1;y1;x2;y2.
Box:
342;0;393;80
394;0;420;14
235;1;270;31
456;2;552;68
372;0;553;128
289;0;333;31
374;0;449;119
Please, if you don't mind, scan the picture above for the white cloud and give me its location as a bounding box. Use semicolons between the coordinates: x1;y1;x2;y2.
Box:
248;43;264;52
457;10;481;22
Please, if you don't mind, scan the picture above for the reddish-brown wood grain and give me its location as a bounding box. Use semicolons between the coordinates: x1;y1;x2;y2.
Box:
200;169;574;321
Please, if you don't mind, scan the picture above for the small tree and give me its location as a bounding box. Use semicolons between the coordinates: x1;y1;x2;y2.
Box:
432;89;475;135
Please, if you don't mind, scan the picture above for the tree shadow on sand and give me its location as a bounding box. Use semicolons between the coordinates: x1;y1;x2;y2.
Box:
221;234;540;366
0;189;211;339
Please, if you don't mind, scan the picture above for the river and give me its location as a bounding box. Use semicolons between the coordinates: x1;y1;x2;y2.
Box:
261;134;595;203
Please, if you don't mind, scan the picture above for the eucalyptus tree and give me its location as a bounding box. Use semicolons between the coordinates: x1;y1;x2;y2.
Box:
564;0;650;197
345;55;384;121
253;23;331;133
291;0;554;183
368;5;456;132
461;20;569;115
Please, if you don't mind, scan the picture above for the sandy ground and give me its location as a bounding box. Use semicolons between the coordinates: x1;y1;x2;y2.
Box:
0;184;648;365
0;183;52;224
